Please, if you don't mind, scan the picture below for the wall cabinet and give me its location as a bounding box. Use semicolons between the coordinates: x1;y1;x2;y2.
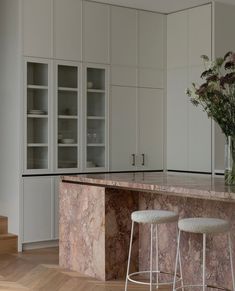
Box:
83;1;110;64
54;0;82;61
110;86;163;171
22;0;53;58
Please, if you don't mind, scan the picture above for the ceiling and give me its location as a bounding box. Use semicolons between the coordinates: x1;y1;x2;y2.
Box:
86;0;235;13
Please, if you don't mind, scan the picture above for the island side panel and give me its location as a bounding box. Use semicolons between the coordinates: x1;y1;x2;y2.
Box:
59;182;106;280
139;193;235;288
105;188;139;280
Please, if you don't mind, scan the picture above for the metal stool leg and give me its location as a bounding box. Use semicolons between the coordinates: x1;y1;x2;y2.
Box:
156;224;159;289
178;247;184;291
150;224;153;291
228;232;235;291
202;233;206;291
125;221;134;291
173;230;181;291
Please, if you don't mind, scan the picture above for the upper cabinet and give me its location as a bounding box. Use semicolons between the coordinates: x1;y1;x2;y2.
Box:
111;6;137;67
54;0;82;61
22;0;53;58
83;2;110;64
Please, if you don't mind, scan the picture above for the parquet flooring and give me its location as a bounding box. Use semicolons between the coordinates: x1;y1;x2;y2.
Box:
0;248;170;291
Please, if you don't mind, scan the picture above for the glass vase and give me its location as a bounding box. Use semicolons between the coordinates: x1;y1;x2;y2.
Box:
225;135;235;185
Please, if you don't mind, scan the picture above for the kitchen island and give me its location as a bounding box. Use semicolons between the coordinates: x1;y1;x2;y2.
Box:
59;172;235;286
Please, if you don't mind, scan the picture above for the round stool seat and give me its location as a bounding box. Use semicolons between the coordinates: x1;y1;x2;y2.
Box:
178;218;231;234
131;210;178;224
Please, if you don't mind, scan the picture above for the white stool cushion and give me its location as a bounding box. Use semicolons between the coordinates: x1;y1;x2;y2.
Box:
178;218;231;234
131;210;178;224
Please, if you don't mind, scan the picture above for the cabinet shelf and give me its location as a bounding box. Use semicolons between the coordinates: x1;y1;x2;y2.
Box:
27;85;48;90
58;87;78;92
87;89;105;93
27;143;48;147
87;143;105;147
87;116;105;120
58;115;78;119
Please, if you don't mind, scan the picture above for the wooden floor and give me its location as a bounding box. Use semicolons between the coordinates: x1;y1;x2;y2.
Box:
0;248;169;291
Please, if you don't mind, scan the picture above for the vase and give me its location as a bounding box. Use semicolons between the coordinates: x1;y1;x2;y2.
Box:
225;135;235;185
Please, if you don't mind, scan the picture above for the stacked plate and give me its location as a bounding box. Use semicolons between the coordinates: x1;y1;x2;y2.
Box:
28;109;46;115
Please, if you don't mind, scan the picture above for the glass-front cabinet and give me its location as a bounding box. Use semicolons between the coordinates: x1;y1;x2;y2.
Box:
85;64;108;171
55;61;80;171
25;58;52;173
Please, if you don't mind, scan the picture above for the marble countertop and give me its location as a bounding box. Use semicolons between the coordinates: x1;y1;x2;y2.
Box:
61;171;235;202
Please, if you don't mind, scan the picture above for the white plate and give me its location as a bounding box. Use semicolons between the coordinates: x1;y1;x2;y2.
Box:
28;109;46;115
61;139;75;144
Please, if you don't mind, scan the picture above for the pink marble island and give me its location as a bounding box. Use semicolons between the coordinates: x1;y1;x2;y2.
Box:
59;172;235;286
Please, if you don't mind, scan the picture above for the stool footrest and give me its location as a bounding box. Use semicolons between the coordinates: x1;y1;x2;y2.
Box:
128;270;181;286
174;284;232;291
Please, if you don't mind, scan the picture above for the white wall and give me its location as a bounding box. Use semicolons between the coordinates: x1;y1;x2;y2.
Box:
0;0;21;237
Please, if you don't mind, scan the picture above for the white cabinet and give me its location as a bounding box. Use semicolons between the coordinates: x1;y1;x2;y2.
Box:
54;177;60;239
83;1;110;64
138;88;163;170
110;86;163;171
22;0;53;58
167;4;212;172
54;0;82;61
111;6;137;67
110;86;137;171
23;176;54;243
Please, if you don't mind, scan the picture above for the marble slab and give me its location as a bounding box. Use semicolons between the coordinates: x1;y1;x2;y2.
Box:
62;172;235;203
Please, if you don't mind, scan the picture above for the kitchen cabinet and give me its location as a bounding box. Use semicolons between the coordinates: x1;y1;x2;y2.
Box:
110;86;137;171
54;0;82;61
23;176;54;243
167;4;212;172
110;86;163;171
83;1;110;64
22;0;53;58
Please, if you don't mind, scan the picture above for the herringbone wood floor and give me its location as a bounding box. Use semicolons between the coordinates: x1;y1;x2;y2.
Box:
0;248;170;291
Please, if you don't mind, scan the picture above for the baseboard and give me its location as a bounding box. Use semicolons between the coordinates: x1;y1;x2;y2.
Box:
22;239;59;251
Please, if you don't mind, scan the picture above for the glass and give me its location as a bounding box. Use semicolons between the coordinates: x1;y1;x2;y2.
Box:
225;135;235;185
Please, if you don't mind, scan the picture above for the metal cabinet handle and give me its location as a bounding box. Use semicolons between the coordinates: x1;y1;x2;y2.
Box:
132;154;136;166
142;153;145;166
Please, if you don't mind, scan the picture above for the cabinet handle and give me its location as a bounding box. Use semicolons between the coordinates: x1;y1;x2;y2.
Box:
142;153;145;166
132;154;136;166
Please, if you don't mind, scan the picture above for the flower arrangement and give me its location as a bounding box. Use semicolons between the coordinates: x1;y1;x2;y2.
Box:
186;51;235;185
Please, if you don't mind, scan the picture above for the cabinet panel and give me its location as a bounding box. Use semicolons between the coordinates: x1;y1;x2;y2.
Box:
111;66;137;87
188;66;212;172
138;88;163;170
83;2;110;64
54;0;82;61
188;5;212;66
138;11;164;69
23;177;53;243
23;0;52;58
110;86;137;171
167;68;188;170
54;177;60;239
167;11;187;69
111;6;137;66
138;68;163;88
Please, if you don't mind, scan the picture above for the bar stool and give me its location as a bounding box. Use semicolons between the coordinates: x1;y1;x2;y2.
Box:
125;210;184;291
173;217;235;291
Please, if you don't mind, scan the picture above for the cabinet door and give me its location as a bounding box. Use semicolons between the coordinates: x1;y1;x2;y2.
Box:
54;0;82;61
83;2;110;64
110;86;137;171
138;88;163;170
22;0;52;58
54;177;60;239
23;177;53;243
138;11;164;69
111;6;137;67
167;68;188;170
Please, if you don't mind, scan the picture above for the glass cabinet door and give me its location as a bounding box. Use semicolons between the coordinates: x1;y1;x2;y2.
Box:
56;62;80;170
85;65;108;170
26;60;50;171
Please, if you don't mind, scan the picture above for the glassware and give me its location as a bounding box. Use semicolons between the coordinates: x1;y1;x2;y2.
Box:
225;135;235;185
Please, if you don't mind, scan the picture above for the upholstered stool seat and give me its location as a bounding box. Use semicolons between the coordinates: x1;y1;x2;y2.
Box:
131;210;178;224
178;217;231;234
125;209;183;291
173;217;235;291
